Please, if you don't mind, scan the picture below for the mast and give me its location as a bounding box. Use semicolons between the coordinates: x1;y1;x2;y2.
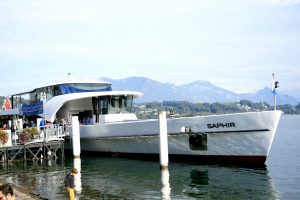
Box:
272;74;279;111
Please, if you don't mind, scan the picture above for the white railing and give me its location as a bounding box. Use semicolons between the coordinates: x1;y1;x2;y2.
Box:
1;126;68;147
36;125;66;143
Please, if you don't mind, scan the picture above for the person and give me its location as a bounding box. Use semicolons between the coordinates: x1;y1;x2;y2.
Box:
23;121;28;129
1;124;7;130
59;115;67;132
10;123;15;133
60;115;66;125
0;183;16;200
64;168;78;200
40;118;46;127
53;118;59;128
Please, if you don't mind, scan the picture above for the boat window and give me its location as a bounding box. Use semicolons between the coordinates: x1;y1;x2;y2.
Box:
21;93;31;105
109;96;124;113
125;95;133;112
11;96;22;109
29;92;37;103
58;83;112;94
111;97;116;107
99;96;109;114
97;95;133;114
35;87;49;101
53;85;62;97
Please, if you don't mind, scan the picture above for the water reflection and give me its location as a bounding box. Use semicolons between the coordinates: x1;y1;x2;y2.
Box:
161;168;171;200
0;157;280;199
181;166;280;199
0;160;66;200
73;158;82;195
190;169;209;186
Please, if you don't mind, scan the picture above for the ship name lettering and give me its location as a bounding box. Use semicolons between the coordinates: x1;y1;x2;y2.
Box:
207;122;235;129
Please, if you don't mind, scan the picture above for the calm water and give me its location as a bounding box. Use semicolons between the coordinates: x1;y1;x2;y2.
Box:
0;114;299;200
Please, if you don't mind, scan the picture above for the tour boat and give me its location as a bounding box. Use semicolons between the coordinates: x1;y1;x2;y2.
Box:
1;79;282;165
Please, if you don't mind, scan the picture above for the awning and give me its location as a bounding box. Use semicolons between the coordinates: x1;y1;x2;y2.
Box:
0;108;19;116
21;101;43;116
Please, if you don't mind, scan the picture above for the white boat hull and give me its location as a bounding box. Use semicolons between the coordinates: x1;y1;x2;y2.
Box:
66;111;282;164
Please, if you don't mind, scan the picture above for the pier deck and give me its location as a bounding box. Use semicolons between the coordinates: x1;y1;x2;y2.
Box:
0;127;66;163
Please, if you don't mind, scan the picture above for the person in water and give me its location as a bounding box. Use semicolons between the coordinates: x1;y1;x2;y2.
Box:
64;168;78;200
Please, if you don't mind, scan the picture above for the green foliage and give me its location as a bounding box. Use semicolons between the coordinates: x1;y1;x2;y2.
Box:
135;100;300;119
277;104;297;114
20;127;39;143
0;130;8;145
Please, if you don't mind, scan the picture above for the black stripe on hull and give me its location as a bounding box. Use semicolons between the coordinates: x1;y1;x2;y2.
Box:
78;128;271;140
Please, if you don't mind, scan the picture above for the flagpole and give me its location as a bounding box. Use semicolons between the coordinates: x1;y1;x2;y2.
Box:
272;73;276;111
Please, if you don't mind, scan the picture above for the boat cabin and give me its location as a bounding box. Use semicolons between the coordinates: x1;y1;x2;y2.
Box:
1;81;143;125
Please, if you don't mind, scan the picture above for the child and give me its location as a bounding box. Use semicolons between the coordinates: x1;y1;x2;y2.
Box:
64;168;78;200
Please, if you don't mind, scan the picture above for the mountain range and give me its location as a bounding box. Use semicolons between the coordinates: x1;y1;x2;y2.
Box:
100;77;299;105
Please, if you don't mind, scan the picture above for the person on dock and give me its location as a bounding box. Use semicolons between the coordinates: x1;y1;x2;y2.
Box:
0;183;16;200
64;168;78;200
23;121;29;129
40;117;46;128
1;124;7;130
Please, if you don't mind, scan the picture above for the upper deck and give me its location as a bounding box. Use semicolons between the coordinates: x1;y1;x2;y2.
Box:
1;80;143;123
10;80;113;107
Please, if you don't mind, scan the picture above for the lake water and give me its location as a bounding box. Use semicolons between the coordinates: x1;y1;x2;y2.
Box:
0;114;299;199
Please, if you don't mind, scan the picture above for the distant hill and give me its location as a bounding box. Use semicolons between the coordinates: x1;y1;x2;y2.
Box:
241;87;299;106
281;89;300;101
100;77;299;105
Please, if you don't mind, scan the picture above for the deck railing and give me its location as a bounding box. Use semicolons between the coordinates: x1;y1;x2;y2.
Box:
41;125;66;140
0;125;67;148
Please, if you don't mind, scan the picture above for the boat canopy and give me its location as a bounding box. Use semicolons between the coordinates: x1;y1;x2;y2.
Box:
10;80;112;96
0;108;19;116
43;91;143;122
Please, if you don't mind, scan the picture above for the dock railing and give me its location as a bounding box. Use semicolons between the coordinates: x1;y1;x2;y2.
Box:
41;125;66;142
0;126;66;163
1;125;67;147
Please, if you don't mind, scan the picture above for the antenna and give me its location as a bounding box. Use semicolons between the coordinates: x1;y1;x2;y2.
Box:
67;73;71;81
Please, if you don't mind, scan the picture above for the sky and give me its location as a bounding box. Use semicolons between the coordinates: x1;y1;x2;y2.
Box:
0;0;300;96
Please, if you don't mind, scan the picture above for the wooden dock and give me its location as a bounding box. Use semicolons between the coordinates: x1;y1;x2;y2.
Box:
0;127;66;163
